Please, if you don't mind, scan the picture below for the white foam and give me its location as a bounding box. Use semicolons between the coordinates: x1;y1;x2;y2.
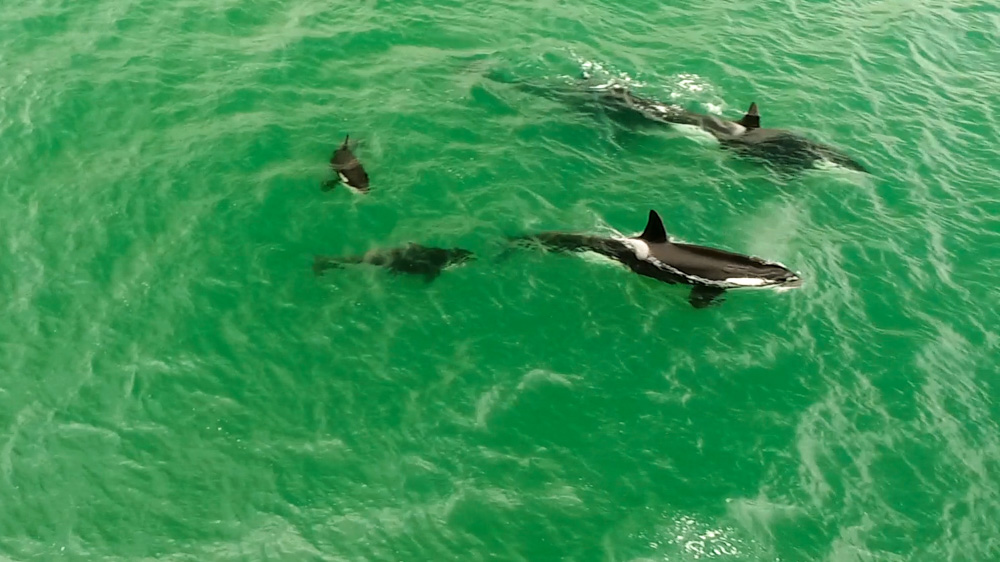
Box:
620;238;650;260
573;55;647;89
772;284;800;292
813;157;866;174
578;250;620;267
677;78;705;93
812;158;841;171
671;123;720;145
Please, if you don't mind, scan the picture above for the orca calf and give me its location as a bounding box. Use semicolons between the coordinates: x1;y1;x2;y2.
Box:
323;135;370;193
313;244;475;282
594;85;869;173
508;210;801;308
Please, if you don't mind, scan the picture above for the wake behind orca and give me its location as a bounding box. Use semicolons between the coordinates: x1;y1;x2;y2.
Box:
314;243;475;282
507;210;801;308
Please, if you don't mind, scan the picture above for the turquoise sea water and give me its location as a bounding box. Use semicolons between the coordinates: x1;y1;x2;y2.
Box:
2;0;999;560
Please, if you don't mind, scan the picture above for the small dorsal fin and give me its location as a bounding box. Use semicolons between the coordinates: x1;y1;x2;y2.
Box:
737;102;760;128
639;210;669;243
341;134;350;148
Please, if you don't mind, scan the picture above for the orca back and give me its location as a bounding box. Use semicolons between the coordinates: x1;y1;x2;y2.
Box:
330;135;370;190
651;241;796;283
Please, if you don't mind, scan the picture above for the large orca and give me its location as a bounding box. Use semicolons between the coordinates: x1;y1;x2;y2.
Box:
313;243;475;282
592;85;869;173
507;210;801;308
483;71;868;174
323;134;370;193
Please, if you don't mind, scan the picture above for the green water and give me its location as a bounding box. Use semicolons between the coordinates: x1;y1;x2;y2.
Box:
2;0;999;560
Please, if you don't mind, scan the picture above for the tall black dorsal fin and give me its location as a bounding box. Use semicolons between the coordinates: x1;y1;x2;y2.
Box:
639;210;669;243
737;102;760;128
341;134;351;148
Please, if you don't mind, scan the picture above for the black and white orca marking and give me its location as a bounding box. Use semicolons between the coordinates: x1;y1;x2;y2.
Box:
508;210;801;308
313;243;475;283
595;86;870;174
323;134;370;193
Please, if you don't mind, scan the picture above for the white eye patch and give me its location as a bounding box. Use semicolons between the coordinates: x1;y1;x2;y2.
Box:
724;277;768;287
670;124;720;145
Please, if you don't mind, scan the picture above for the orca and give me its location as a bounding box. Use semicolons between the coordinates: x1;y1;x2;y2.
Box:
594;86;870;173
482;71;869;174
313;244;475;282
507;210;801;308
323;134;370;193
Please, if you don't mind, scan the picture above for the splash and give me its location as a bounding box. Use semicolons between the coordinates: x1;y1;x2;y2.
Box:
570;54;723;113
571;53;648;90
630;514;779;561
676;73;708;94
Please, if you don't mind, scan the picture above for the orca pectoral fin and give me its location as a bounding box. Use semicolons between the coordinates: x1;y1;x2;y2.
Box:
422;270;442;283
321;179;340;191
688;286;725;309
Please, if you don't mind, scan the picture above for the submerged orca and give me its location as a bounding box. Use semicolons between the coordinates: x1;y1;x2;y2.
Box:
507;210;801;308
313;244;475;282
594;85;869;173
323;134;370;193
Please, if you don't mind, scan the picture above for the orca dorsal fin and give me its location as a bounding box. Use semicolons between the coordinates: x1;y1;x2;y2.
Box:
737;102;760;128
341;134;351;148
638;210;669;243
